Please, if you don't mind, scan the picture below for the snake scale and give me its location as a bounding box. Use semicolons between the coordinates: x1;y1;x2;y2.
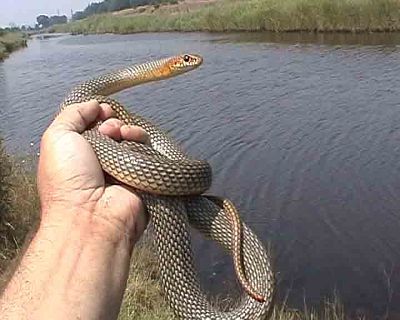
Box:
61;54;274;319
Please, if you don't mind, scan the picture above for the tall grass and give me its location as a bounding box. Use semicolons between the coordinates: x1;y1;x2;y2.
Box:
0;138;350;319
0;139;39;286
0;32;27;61
53;0;400;34
118;236;176;320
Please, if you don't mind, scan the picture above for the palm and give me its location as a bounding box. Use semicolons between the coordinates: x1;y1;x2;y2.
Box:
38;102;147;241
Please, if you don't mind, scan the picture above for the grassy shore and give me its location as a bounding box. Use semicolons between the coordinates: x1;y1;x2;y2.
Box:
0;137;352;319
52;0;400;34
0;32;27;61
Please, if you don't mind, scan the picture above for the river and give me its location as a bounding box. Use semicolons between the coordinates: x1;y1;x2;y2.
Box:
1;32;400;317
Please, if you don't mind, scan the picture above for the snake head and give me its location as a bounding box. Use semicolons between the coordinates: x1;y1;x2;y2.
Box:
168;54;203;74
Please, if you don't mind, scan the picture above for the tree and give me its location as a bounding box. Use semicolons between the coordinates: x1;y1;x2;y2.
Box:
36;15;50;28
108;0;131;12
130;0;154;7
72;11;86;20
49;15;67;25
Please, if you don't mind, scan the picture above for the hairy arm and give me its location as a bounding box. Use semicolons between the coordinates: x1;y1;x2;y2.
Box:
0;101;148;320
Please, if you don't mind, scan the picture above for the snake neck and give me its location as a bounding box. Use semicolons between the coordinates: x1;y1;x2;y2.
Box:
66;58;178;99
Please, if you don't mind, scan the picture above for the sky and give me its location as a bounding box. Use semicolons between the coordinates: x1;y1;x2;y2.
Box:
0;0;90;27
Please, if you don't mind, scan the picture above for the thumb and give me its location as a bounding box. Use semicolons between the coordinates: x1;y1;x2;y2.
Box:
50;100;102;134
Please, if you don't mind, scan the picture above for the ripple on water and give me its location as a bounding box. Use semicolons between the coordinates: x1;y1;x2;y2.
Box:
2;32;400;316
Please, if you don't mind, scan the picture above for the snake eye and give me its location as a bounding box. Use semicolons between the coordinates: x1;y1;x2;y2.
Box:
183;55;190;62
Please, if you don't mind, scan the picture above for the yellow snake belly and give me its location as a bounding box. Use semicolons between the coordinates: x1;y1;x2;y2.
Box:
61;54;274;319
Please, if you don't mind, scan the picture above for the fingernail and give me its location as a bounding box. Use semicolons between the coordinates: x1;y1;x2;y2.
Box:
132;125;148;135
100;103;113;112
99;103;115;117
89;99;100;105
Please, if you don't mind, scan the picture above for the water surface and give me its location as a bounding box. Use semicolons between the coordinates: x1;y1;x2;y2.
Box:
1;32;400;317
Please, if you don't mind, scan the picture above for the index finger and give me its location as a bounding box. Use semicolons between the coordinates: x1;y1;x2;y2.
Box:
50;100;113;134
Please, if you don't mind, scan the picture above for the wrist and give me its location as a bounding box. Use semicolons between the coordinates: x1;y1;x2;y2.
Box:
1;207;133;320
39;205;135;251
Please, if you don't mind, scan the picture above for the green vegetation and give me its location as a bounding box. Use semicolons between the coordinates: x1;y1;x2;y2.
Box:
117;236;176;320
36;14;68;29
0;137;355;319
0;31;27;61
53;0;400;34
72;0;179;21
0;138;38;283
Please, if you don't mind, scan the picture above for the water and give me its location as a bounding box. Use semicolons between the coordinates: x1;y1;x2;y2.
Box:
1;32;400;317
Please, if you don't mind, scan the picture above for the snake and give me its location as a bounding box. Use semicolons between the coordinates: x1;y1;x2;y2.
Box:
61;54;274;319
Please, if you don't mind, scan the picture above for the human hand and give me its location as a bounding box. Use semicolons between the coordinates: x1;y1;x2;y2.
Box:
38;100;148;246
0;100;150;320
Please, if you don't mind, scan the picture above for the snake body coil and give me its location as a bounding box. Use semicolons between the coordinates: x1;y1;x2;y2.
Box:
61;54;274;319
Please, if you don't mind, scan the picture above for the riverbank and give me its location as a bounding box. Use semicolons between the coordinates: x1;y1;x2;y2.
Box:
0;138;352;319
52;0;400;34
0;32;27;61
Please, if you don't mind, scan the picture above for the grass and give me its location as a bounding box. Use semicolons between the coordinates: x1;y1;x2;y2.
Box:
118;236;176;320
0;32;27;61
0;138;39;287
52;0;400;34
0;137;352;319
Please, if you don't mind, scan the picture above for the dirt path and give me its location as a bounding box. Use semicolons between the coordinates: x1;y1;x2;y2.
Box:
112;0;219;17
